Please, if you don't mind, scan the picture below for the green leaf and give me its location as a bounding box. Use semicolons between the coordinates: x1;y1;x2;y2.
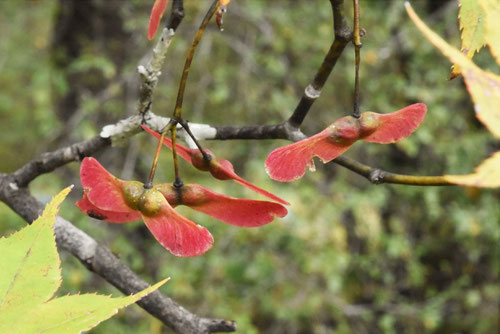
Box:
406;3;500;138
8;281;168;334
479;0;500;65
0;187;169;333
0;187;70;319
450;0;486;79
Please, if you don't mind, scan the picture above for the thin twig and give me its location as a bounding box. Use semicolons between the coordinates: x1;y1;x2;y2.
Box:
138;28;176;116
333;156;454;186
166;0;185;31
287;0;352;128
13;136;110;187
214;123;304;141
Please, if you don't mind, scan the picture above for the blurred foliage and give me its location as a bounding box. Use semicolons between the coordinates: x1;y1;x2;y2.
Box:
0;0;499;333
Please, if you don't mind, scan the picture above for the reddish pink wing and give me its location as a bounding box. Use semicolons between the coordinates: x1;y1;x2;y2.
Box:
361;103;427;143
185;184;288;227
265;129;352;182
76;191;141;223
148;0;168;40
142;199;214;257
141;125;194;163
210;160;290;205
80;157;134;213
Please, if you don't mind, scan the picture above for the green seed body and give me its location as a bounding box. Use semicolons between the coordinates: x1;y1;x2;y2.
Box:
359;112;380;138
122;181;145;210
138;189;164;216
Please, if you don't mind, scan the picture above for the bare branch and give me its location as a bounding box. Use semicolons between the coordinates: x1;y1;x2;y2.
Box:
138;28;176;116
286;0;353;128
214;122;306;142
12;136;109;187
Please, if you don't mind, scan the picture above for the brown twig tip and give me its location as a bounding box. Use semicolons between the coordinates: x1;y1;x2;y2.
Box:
204;318;237;332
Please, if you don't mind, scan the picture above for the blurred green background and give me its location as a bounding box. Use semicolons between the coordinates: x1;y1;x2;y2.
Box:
0;0;499;333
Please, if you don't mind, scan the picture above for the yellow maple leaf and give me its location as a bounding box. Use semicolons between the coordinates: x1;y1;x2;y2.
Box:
406;2;500;138
450;0;486;79
445;152;500;188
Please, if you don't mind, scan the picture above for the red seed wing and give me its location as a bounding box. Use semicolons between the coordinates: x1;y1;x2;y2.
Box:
76;190;141;223
141;125;194;163
185;184;287;227
361;103;427;144
80;157;134;213
211;160;289;205
148;0;168;40
265;130;352;182
142;198;214;257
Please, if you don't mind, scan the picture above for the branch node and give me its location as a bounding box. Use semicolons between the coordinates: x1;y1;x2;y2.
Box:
369;169;384;184
304;84;322;99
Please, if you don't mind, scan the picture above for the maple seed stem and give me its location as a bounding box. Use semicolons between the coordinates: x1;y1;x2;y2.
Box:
146;121;176;188
171;125;182;183
179;120;211;161
173;0;219;119
352;0;362;119
173;177;184;189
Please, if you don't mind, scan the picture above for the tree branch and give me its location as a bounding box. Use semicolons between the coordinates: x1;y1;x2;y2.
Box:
12;136;110;187
166;0;185;31
9;109;454;191
138;28;176;116
214;122;306;142
286;0;352;128
333;156;454;186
